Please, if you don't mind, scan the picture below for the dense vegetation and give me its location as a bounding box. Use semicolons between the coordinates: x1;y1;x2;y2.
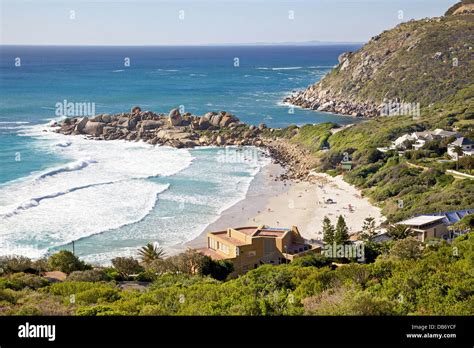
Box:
0;233;472;315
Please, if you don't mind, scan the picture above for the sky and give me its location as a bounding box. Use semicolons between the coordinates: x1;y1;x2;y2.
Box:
0;0;458;45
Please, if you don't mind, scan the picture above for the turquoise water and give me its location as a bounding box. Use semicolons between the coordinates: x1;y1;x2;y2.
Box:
0;45;361;263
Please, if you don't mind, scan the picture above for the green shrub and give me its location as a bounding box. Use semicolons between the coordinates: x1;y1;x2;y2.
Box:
48;251;89;274
76;305;116;316
0;255;32;274
111;257;143;278
290;254;332;268
5;273;49;290
67;269;109;282
0;288;18;304
75;287;120;304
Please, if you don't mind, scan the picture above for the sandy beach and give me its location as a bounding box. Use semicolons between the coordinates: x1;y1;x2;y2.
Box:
248;171;385;240
185;162;288;249
186;163;385;249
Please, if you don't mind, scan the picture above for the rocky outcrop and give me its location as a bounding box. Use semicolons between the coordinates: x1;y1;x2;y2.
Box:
140;120;164;130
445;1;474;16
284;6;474;117
131;106;141;115
284;87;380;117
55;108;249;148
74;117;89;133
168;108;182;127
83;121;104;136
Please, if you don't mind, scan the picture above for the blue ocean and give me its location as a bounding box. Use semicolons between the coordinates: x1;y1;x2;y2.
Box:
0;45;361;263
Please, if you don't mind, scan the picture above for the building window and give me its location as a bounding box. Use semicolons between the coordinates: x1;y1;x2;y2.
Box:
247;250;256;257
218;242;229;254
264;239;273;254
209;238;217;250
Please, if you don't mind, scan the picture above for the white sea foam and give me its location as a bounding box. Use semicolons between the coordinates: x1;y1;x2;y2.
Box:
0;126;25;130
257;66;303;71
0;181;170;258
0;123;193;258
272;66;303;70
1;123;270;262
307;65;333;69
0;121;30;124
36;159;97;180
54;140;72;148
69;146;269;265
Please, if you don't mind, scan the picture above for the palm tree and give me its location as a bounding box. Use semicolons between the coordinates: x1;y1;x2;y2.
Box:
138;243;166;265
387;224;413;240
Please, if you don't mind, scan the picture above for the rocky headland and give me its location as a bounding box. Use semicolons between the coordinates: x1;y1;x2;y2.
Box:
54;107;318;182
55;107;267;148
284;5;473;118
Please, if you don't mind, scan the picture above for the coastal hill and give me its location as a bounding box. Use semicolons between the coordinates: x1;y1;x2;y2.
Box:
285;1;474;117
276;1;474;222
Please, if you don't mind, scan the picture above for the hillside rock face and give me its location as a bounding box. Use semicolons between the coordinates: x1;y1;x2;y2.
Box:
445;0;474;16
284;5;474;117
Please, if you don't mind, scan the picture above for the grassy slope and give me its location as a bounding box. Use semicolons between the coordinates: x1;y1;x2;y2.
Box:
284;88;474;222
275;11;474;222
317;13;474;107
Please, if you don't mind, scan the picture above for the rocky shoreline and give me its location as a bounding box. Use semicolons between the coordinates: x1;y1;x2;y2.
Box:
53;107;320;183
283;88;380;118
263;138;320;182
282;52;380;117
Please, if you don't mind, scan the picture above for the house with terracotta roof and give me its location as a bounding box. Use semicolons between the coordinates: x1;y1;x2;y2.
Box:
199;225;320;275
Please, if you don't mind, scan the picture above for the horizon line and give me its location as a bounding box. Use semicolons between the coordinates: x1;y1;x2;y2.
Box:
0;41;365;47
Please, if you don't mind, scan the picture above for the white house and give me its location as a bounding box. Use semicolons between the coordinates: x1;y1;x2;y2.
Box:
432;129;459;138
447;137;474;159
392;129;461;151
394;133;417;149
